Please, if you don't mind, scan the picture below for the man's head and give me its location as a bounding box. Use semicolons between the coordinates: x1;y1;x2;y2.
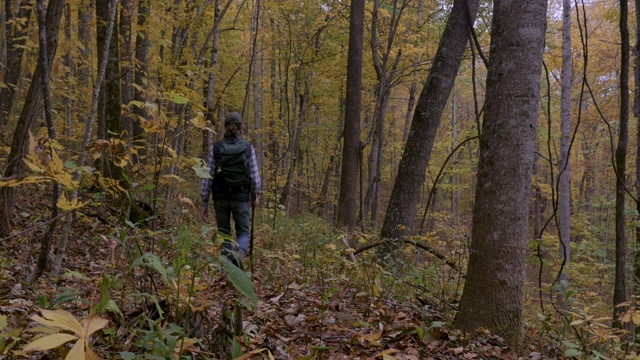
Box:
224;112;243;138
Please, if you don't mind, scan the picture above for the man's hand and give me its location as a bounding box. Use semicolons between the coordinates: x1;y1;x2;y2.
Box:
201;206;209;222
252;195;260;207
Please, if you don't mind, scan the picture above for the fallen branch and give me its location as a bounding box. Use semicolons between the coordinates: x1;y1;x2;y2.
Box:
352;237;462;274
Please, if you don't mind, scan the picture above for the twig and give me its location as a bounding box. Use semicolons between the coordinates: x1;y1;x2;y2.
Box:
352;237;462;274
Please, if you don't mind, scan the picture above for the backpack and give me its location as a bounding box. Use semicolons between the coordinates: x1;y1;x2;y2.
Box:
213;138;251;190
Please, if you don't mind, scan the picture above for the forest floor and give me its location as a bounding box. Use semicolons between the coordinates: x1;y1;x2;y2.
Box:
1;189;560;359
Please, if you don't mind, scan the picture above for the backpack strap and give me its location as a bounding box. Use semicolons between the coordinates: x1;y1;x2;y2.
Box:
213;142;221;168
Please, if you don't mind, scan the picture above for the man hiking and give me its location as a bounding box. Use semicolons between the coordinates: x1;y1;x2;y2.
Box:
201;112;261;267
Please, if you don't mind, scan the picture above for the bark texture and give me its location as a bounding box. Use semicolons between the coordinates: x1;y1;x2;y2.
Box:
454;0;547;347
337;0;364;229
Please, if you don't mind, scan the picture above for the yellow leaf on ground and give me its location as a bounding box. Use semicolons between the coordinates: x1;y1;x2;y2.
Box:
66;338;85;360
82;314;109;338
23;333;78;352
37;309;84;335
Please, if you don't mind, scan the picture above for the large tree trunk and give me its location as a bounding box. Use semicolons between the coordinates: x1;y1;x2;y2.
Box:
613;0;630;330
454;0;547;347
558;0;572;289
336;0;364;229
0;0;64;238
0;0;32;127
379;0;479;241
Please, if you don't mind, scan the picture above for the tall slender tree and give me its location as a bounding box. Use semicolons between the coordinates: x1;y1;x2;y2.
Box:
455;0;547;346
379;0;479;241
557;0;572;290
337;0;365;229
613;0;630;330
28;0;63;282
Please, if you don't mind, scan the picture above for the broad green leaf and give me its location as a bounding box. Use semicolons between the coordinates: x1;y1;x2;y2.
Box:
0;315;6;330
35;309;83;335
564;349;582;358
221;256;258;309
169;93;189;104
131;253;168;282
23;333;78;352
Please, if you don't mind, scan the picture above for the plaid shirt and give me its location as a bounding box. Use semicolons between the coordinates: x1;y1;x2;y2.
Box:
200;138;261;207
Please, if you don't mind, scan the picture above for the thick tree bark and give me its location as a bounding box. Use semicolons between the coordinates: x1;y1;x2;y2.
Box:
454;0;547;347
613;0;630;330
634;0;640;339
0;0;32;127
379;0;479;241
558;0;572;288
336;0;364;229
0;0;64;238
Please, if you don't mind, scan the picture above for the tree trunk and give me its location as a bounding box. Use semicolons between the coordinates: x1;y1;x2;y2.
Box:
379;0;479;241
455;0;547;347
28;0;62;282
280;80;309;211
132;0;150;160
120;0;134;143
0;0;64;238
558;0;572;289
0;0;32;127
613;0;630;330
635;0;640;320
63;2;74;137
52;0;118;278
77;0;94;126
96;0;123;178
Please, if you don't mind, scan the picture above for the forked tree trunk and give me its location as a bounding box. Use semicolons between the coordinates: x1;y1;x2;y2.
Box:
455;0;547;347
0;0;64;238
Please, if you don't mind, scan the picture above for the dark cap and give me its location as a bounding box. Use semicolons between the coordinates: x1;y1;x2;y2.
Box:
224;112;243;124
